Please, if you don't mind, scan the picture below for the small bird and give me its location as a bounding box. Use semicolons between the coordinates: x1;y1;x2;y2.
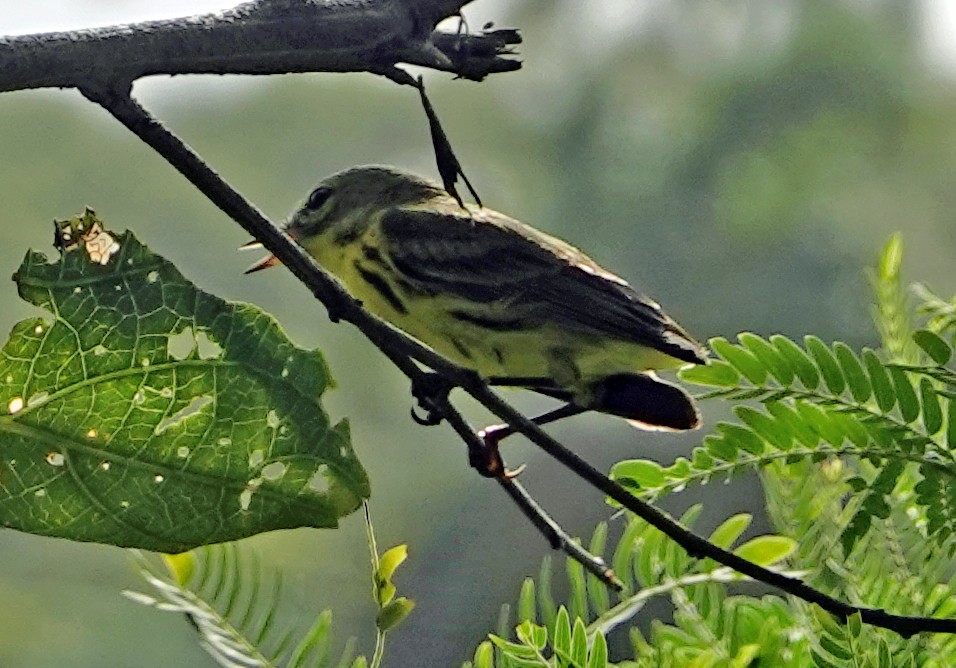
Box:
246;166;706;437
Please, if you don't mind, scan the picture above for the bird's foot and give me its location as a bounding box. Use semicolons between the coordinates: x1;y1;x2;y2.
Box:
410;372;452;427
473;423;524;479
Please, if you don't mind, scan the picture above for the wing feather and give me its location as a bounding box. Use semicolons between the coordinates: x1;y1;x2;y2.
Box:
381;205;705;364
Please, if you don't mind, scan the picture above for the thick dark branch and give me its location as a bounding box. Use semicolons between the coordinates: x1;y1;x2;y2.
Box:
0;0;520;93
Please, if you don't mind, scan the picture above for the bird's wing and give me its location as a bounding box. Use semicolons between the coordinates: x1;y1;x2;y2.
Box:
380;205;706;364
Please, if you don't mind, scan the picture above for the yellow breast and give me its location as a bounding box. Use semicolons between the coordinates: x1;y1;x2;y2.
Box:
301;226;684;391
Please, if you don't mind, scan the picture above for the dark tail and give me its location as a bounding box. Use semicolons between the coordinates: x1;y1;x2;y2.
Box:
589;373;699;430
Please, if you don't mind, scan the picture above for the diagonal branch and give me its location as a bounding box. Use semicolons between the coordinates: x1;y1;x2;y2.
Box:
80;83;956;638
77;82;618;591
0;0;520;94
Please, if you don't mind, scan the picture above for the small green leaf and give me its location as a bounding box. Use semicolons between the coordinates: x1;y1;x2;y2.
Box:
710;338;768;385
739;333;794;386
841;511;872;557
733;535;796;566
376;582;396;610
679;360;741;387
516;619;548;652
489;633;539;661
587;524;610;615
765;402;818;447
703;434;739;462
846;476;867;492
553;607;571;657
708;514;752;550
611;520;641;593
496;603;511;644
888;367;919;423
680;504;703;529
570;617;588;667
771;335;820;389
872;459;904;495
820;630;853;661
375;545;408;606
377;545;408;583
862;349;894;412
922;378;943;435
877;638;892;667
834;343;871;403
375;597;415;632
288;609;333;668
734;406;793;450
948;397;956;452
811;649;843;668
473;641;494;668
0;213;368;551
162;552;196;587
879;233;903;278
537;557;557;631
846;611;862;638
717;423;764;455
565;558;587;623
610;459;665;488
518;578;536;624
914;329;952;365
794;402;844;447
805;336;846;395
587;632;608;668
731;644;761;668
635;525;663;586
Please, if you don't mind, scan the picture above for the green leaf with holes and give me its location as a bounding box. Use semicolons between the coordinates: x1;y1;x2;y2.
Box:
0;211;369;552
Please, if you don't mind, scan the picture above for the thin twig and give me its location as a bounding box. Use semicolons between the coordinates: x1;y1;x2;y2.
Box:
457;380;956;637
81;84;956;637
435;391;623;590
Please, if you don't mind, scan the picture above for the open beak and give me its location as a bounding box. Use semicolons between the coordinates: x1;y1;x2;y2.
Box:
240;239;280;274
240;231;297;274
243;253;281;274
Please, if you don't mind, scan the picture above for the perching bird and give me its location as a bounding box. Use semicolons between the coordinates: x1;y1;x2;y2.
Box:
246;166;706;436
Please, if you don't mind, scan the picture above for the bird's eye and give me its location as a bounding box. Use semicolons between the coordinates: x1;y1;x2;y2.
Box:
306;186;332;210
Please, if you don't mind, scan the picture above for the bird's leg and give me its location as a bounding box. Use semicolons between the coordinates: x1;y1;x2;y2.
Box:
476;403;587;478
409;372;453;426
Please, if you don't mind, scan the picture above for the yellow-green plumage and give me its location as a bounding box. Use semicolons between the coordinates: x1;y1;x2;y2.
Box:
248;166;706;430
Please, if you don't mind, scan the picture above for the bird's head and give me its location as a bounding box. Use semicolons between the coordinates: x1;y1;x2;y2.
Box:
244;165;443;273
290;165;443;237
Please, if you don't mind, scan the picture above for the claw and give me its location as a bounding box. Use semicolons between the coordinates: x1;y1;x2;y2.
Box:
470;423;522;479
410;405;442;426
501;463;526;479
409;373;452;427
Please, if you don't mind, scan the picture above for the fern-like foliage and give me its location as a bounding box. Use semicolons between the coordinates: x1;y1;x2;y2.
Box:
613;235;956;555
472;467;956;667
762;439;956;667
665;329;956;552
468;236;956;666
464;510;801;668
126;546;366;668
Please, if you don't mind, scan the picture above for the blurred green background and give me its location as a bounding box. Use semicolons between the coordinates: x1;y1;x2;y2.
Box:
2;1;956;666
